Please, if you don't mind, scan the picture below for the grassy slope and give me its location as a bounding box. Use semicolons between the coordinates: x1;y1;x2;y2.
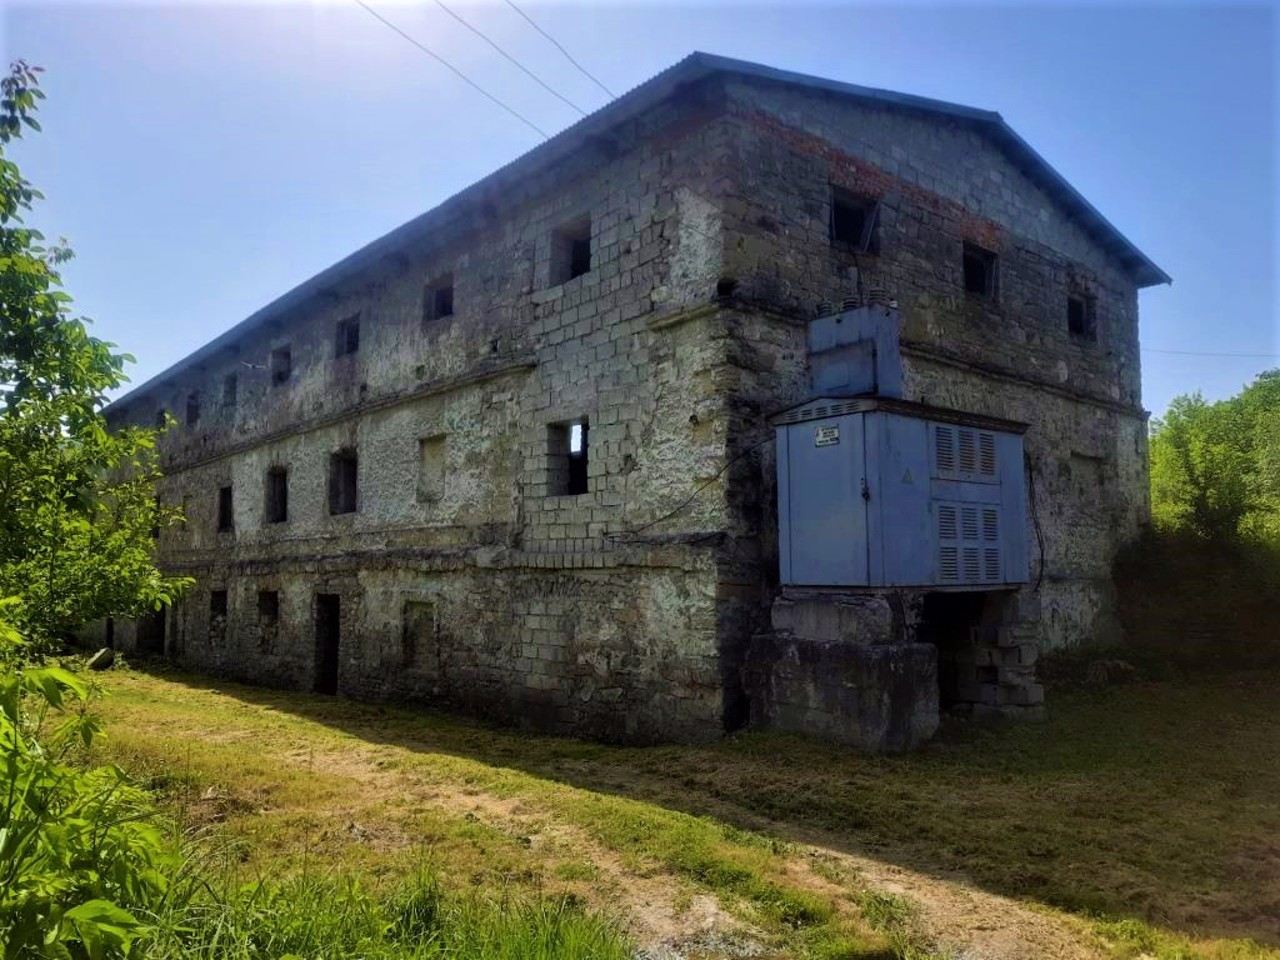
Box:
92;666;1280;960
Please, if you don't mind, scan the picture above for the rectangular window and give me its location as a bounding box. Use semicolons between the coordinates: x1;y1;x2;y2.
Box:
962;242;998;297
830;186;879;254
550;216;592;285
271;347;292;385
328;449;358;515
1067;294;1097;341
155;408;168;429
185;393;200;426
547;419;589;496
335;313;360;357
217;485;234;533
258;590;279;620
423;274;454;323
223;373;238;407
418;435;446;502
265;467;288;524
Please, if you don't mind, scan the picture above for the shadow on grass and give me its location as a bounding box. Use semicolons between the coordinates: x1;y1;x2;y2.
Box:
124;658;1280;949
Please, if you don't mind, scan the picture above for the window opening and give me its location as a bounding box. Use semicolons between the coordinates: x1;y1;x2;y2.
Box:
962;242;998;297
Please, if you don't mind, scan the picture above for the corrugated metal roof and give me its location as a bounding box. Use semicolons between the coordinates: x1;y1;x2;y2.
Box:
107;52;1168;414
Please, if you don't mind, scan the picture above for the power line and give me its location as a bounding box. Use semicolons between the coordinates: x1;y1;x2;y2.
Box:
1144;348;1279;359
500;0;616;100
433;0;588;117
351;0;550;140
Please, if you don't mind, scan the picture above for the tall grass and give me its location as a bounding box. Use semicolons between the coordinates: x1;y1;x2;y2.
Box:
144;870;630;960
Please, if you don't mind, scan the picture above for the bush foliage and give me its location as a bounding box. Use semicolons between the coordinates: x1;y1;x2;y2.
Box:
0;602;175;957
1114;369;1280;667
1149;369;1280;541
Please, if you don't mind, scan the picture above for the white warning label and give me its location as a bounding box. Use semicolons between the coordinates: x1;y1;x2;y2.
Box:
814;425;840;447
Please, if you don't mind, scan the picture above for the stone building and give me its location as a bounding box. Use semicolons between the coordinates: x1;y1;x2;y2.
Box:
100;54;1167;746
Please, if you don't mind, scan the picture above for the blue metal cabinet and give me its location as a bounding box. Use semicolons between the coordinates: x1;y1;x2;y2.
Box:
807;305;903;398
778;413;867;585
773;398;1029;589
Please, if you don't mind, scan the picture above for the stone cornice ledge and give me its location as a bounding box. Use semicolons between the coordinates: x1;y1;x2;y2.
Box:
162;354;538;474
900;340;1147;419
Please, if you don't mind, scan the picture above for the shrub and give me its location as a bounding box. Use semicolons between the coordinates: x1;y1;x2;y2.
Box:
1112;529;1280;671
0;600;175;957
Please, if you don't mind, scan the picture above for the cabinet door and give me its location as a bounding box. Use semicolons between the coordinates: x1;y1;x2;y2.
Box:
784;414;867;585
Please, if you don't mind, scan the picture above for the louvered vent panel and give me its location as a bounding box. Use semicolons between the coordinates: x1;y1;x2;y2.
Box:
984;547;1001;581
983;508;999;541
936;500;1005;585
777;400;867;424
935;426;956;476
940;546;959;582
933;422;999;483
979;432;997;477
958;429;977;473
938;504;958;540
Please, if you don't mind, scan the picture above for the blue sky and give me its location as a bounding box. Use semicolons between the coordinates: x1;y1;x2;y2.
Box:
2;0;1276;418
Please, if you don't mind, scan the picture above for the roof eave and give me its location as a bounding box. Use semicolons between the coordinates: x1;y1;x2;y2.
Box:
106;51;1170;415
106;53;724;415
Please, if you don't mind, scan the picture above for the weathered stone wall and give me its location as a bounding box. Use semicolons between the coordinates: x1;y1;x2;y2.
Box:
108;82;746;742
159;559;722;742
102;67;1157;744
711;77;1150;649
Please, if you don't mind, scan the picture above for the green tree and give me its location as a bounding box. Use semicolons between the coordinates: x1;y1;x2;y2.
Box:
0;61;188;645
1150;369;1280;540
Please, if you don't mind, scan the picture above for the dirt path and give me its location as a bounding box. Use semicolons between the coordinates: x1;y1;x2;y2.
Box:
199;727;760;956
798;847;1101;960
182;710;1106;959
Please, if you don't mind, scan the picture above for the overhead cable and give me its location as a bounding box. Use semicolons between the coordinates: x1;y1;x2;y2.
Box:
500;0;616;99
351;0;549;139
432;0;588;117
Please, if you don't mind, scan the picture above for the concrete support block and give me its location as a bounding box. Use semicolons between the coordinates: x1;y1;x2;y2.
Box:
770;594;895;645
744;632;938;752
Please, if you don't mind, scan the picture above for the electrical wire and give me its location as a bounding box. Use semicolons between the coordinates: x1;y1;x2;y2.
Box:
500;0;616;99
1143;347;1278;359
351;0;550;140
431;0;589;117
1024;452;1046;592
604;434;776;543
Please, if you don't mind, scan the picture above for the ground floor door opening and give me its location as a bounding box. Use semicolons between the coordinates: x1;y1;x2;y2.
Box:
137;610;166;655
919;591;988;712
314;593;341;695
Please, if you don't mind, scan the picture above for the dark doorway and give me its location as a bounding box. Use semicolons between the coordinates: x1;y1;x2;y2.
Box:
918;591;987;711
137;610;166;655
314;593;341;695
105;618;115;649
